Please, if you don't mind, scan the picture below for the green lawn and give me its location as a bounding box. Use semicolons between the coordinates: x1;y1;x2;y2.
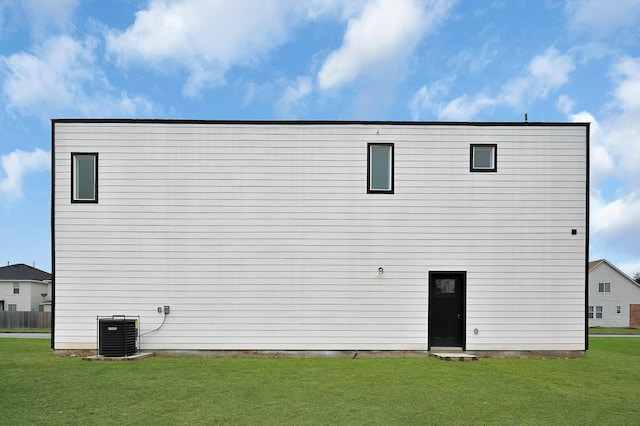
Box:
1;338;639;425
589;327;640;335
0;328;50;333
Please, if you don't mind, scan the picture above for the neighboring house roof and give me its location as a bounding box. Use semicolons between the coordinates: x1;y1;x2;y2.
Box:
589;259;640;289
0;263;51;281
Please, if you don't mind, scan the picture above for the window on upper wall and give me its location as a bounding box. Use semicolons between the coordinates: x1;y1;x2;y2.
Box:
598;282;611;293
368;143;394;193
470;144;497;172
13;282;19;294
71;153;98;203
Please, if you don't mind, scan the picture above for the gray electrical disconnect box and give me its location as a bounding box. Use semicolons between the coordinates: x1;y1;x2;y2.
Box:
164;305;170;314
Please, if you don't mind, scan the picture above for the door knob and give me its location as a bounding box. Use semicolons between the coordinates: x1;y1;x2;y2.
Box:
457;314;461;319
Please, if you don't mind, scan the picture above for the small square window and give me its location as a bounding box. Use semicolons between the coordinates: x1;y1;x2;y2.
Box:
368;143;394;193
8;304;17;312
72;153;98;203
470;144;497;172
598;282;610;293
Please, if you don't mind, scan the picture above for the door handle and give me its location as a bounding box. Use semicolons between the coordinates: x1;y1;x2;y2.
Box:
457;314;461;320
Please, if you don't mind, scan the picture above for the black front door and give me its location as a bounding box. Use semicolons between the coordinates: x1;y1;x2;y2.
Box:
428;271;465;348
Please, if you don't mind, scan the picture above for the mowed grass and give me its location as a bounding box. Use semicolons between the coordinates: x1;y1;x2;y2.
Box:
1;338;639;425
589;327;640;335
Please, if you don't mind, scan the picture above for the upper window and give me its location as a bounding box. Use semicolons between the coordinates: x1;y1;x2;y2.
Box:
72;153;98;203
470;144;497;172
368;143;394;193
13;282;19;294
598;282;611;293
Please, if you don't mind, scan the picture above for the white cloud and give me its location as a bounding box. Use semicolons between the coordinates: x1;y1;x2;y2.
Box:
611;57;640;112
105;0;454;98
409;79;453;120
275;76;313;119
438;93;496;122
0;148;50;200
556;95;575;115
568;111;613;184
20;0;79;38
106;0;313;98
566;0;640;36
601;57;640;184
1;35;153;118
317;0;455;91
416;47;575;120
591;191;640;255
576;57;640;270
499;48;574;109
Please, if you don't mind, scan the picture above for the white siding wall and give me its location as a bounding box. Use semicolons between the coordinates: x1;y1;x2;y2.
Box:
53;122;588;351
589;262;640;327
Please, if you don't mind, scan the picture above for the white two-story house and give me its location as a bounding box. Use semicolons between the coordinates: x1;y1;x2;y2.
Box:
0;263;51;312
52;120;589;356
588;259;640;328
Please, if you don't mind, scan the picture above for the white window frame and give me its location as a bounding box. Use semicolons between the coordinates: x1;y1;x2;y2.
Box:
598;282;611;293
13;282;19;294
588;306;603;319
72;153;98;203
8;304;17;312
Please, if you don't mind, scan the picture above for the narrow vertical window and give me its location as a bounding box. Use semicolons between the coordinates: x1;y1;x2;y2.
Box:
368;143;394;193
13;282;19;294
588;306;594;319
72;153;98;203
470;144;497;172
595;306;603;319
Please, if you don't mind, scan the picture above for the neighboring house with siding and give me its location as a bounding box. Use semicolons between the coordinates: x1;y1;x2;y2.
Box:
52;119;589;356
588;259;640;328
0;263;52;312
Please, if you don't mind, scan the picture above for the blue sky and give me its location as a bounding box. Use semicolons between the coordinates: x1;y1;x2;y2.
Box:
1;0;640;276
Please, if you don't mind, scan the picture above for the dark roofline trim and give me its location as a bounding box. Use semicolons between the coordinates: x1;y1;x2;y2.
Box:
585;122;590;352
51;120;56;350
51;118;590;127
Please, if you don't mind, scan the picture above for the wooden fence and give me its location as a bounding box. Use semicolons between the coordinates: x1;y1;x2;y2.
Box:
0;311;51;328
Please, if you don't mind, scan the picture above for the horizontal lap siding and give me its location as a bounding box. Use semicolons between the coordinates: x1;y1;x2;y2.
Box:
53;123;587;351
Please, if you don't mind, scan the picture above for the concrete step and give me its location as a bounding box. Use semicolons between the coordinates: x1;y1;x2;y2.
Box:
431;352;478;361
